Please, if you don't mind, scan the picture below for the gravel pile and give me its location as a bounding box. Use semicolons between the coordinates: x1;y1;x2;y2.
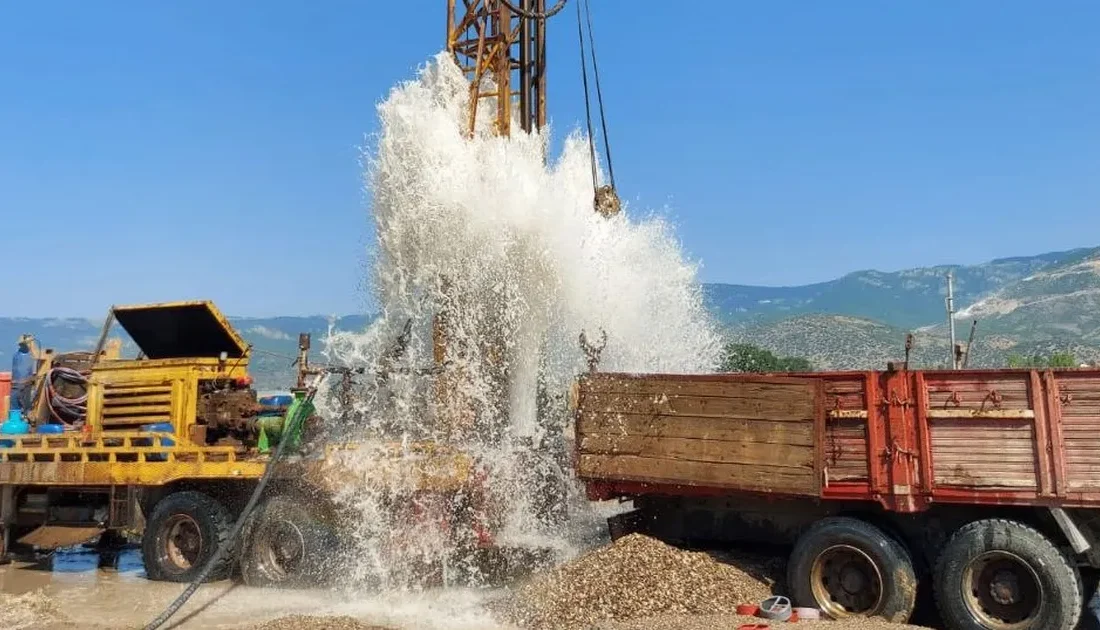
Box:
245;616;396;630
497;533;783;629
597;613;932;629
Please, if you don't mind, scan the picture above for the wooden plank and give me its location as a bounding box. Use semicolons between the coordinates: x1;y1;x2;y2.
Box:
581;377;815;411
915;372;933;493
866;372;886;495
931;452;1041;464
812;378;825;486
577;412;814;446
583;372;813;387
1045;372;1068;497
926;409;1035;419
929;419;1033;437
1030;371;1054;496
932;442;1036;453
579;391;813;423
829;410;868;419
934;474;1037;489
577;453;818;496
925;377;1030;392
825;378;866;391
579;434;814;469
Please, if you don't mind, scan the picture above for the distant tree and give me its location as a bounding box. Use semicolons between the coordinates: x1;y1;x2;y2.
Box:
1049;351;1078;368
720;342;813;373
1006;351;1077;369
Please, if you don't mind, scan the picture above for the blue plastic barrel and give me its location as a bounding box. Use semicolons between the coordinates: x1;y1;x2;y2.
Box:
259;394;293;408
0;409;30;448
142;422;175;461
36;423;65;434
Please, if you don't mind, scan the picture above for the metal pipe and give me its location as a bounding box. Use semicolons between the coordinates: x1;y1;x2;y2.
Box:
946;271;958;369
962;319;977;369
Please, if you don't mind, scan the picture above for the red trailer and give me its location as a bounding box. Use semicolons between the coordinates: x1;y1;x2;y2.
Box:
573;367;1100;629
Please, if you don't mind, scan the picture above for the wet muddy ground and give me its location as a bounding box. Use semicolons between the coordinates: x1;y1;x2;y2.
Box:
0;547;502;630
0;544;932;630
8;542;1097;630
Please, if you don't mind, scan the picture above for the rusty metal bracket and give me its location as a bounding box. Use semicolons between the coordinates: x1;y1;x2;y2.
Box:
579;328;607;373
883;439;916;463
878;390;913;409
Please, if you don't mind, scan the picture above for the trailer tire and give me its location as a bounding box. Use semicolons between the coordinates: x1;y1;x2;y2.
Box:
238;494;340;588
933;518;1082;630
788;516;918;622
142;490;234;583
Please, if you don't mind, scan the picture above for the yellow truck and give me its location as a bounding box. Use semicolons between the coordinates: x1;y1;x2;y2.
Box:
0;300;484;586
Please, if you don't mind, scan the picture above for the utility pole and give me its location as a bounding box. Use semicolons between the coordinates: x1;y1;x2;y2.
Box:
946;271;958;369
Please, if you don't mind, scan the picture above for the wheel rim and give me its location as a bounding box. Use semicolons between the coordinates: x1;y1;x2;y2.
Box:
809;544;884;618
962;550;1043;629
255;518;306;580
161;514;202;573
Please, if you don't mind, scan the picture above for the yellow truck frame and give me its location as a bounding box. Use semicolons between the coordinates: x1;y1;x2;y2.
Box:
0;301;479;587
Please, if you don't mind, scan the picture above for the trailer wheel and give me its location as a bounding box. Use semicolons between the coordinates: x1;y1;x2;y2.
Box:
933;518;1082;630
238;495;339;588
142;490;233;583
788;517;918;622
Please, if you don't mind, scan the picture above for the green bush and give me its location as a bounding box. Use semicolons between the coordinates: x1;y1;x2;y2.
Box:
1006;351;1077;368
719;343;813;373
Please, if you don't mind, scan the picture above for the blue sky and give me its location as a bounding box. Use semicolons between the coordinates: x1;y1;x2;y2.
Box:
2;1;1097;317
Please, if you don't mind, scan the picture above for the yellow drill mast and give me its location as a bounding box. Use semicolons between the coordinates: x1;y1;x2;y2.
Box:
446;0;561;137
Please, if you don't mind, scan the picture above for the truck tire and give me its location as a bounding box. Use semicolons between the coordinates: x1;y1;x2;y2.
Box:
238;494;339;588
788;516;918;622
142;490;234;583
933;518;1083;630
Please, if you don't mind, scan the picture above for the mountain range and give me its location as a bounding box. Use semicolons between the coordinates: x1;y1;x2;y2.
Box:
3;246;1098;388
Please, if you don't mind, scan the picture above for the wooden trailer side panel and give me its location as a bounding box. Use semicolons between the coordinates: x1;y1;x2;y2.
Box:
823;375;870;483
575;373;824;497
922;372;1041;492
1053;372;1100;493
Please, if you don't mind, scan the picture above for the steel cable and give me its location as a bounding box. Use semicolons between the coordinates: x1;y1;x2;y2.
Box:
576;0;598;190
582;0;615;190
45;366;88;421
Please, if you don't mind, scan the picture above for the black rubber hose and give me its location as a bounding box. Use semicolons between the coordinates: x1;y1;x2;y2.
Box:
141;383;322;630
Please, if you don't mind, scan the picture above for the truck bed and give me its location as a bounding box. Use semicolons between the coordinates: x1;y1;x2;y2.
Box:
574;368;1100;513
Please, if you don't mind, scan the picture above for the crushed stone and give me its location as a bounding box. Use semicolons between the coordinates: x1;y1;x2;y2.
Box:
596;612;932;629
496;533;784;629
496;533;933;630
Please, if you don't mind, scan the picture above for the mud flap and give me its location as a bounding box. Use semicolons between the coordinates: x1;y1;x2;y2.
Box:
18;525;105;549
608;508;650;540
